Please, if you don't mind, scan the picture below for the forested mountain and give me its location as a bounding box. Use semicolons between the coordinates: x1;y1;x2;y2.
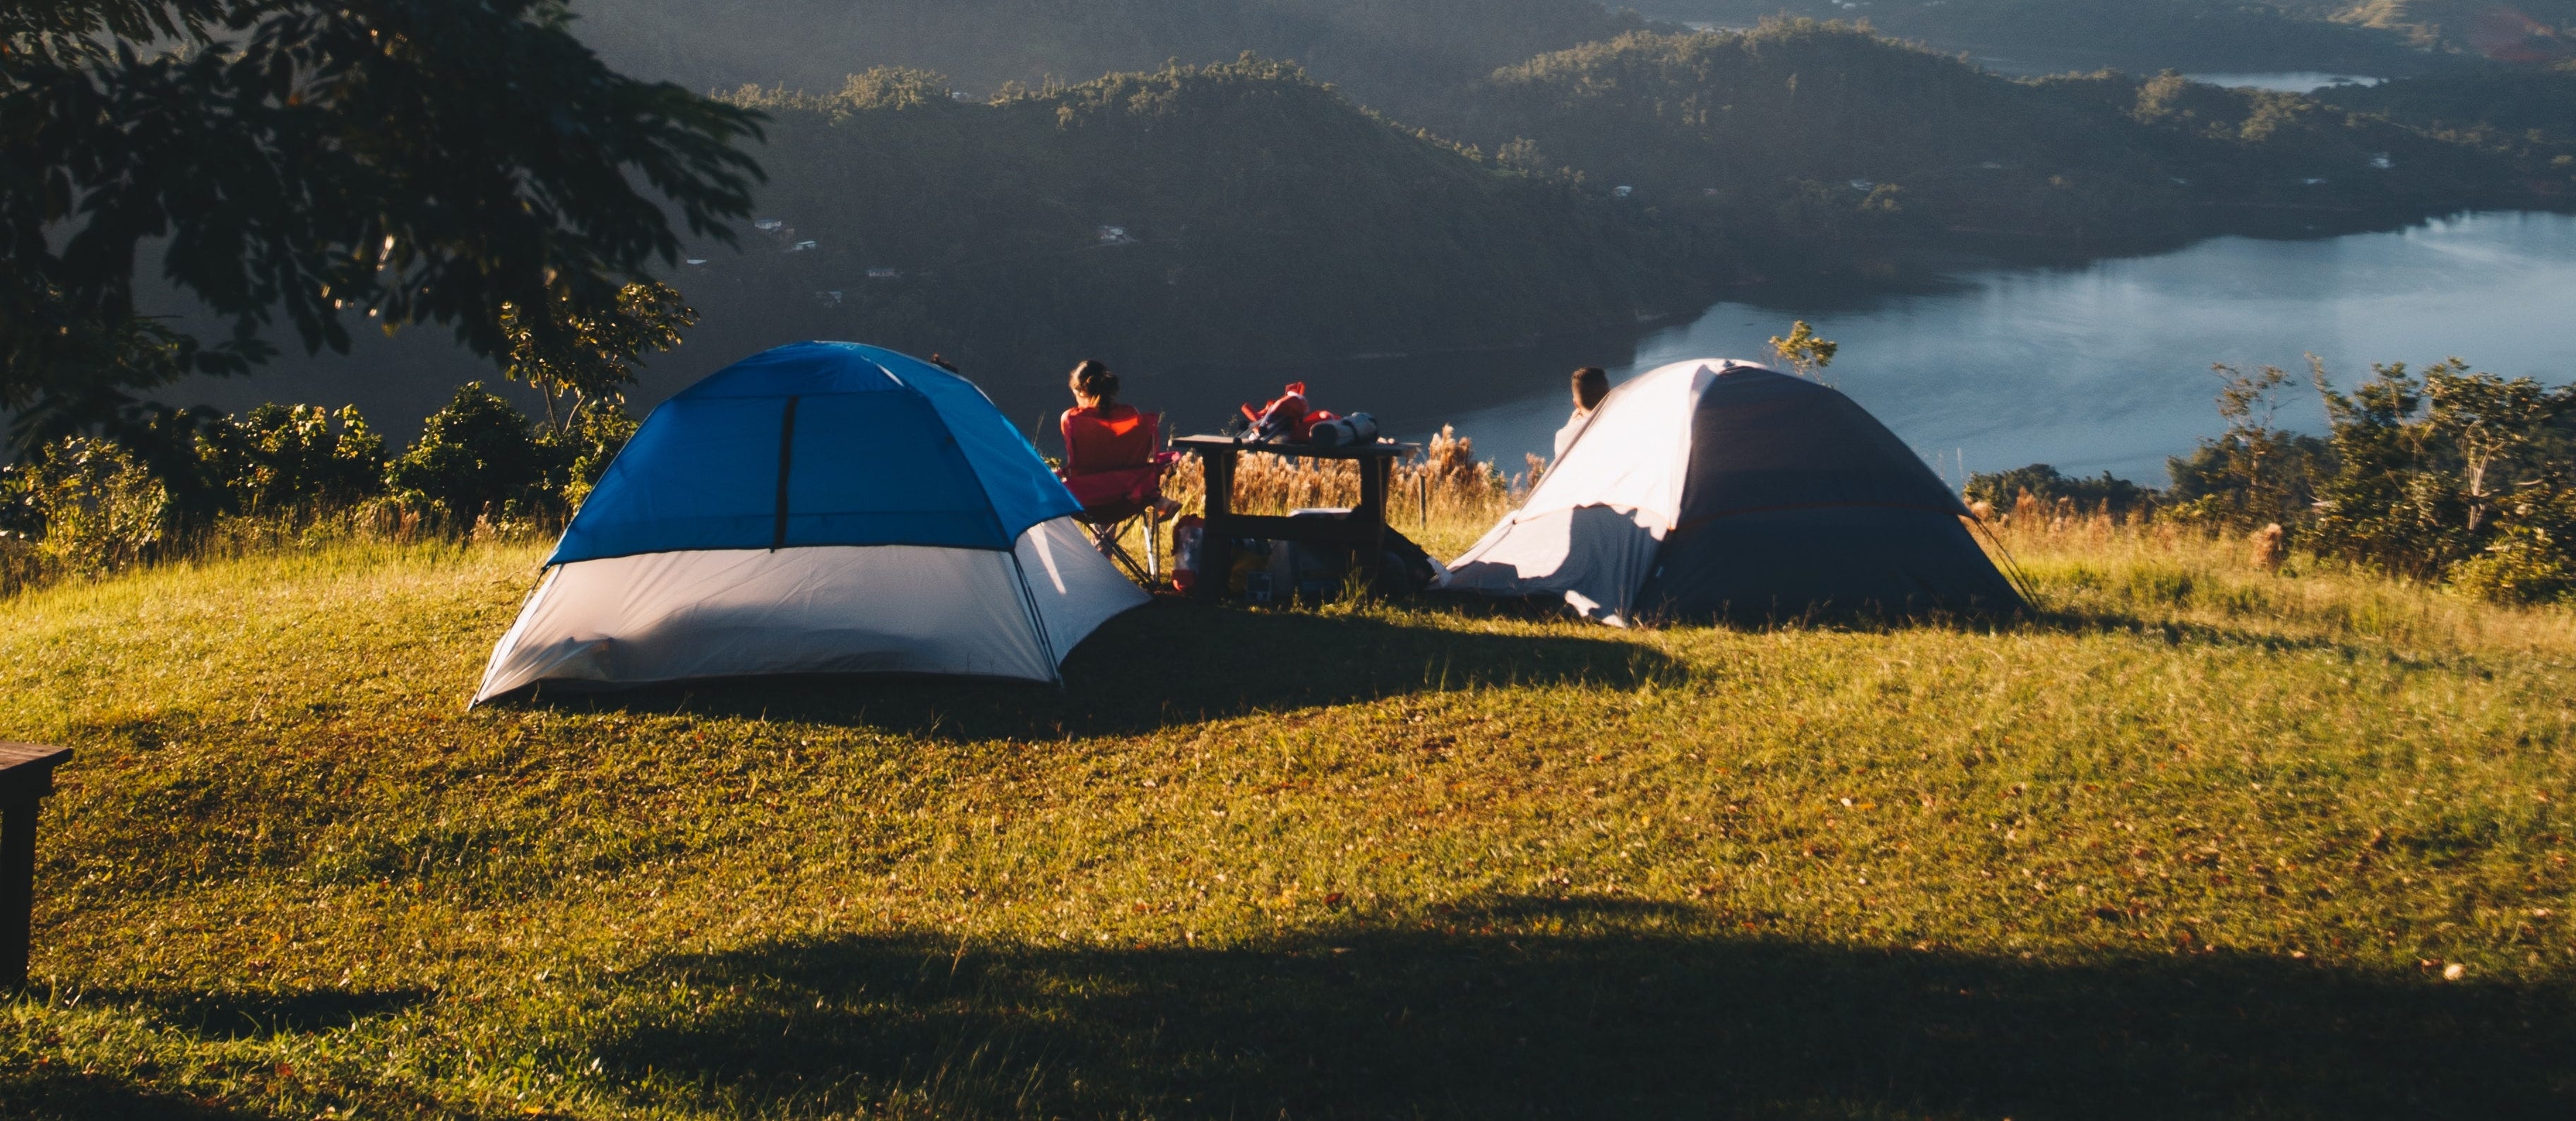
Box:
1634;0;2533;74
170;7;2575;433
1446;23;2569;252
2278;0;2576;61
2320;64;2576;140
571;0;1653;116
679;61;1713;371
172;56;1717;430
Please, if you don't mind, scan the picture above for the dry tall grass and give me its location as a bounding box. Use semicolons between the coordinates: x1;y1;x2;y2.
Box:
0;499;566;600
1162;426;1522;528
1988;500;2576;657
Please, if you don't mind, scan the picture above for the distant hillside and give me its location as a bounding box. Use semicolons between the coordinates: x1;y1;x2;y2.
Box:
2282;0;2576;63
570;0;1653;116
1445;23;2568;256
1635;0;2462;74
2319;64;2576;140
176;56;1724;430
151;11;2575;436
674;60;1717;375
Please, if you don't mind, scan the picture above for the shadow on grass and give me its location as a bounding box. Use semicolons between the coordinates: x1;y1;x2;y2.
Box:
2011;606;2470;664
1423;588;2390;664
595;896;2575;1120
10;987;540;1121
0;1072;251;1120
1422;587;2034;630
530;600;1686;740
509;589;2448;741
82;985;431;1041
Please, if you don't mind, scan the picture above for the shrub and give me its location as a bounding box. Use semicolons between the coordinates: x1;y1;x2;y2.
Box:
2161;355;2576;591
1967;464;2157;518
0;460;37;540
547;403;640;510
2308;359;2575;582
2162;362;2330;530
5;438;171;577
386;384;549;529
2447;528;2576;605
500;281;694;438
196;403;389;517
2447;486;2576;605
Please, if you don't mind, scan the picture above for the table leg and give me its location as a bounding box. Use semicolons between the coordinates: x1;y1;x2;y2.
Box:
0;795;37;992
1358;457;1390;591
1198;452;1234;602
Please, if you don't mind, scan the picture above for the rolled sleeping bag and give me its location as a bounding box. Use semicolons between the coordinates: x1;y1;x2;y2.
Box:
1306;412;1379;447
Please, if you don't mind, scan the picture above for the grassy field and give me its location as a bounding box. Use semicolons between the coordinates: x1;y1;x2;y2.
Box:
1;513;2571;1119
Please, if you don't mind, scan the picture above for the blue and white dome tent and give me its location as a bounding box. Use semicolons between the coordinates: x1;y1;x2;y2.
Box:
472;342;1148;703
1440;358;2024;625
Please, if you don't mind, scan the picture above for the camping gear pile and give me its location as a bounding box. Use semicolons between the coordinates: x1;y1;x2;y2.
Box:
1439;358;2025;625
1188;383;1422;601
1167;510;1433;602
1233;382;1378;448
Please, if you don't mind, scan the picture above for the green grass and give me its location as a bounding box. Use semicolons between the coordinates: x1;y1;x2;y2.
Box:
1;524;2571;1118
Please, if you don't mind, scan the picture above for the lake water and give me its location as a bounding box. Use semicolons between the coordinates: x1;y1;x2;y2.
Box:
2183;72;2383;93
1396;211;2576;486
167;212;2576;490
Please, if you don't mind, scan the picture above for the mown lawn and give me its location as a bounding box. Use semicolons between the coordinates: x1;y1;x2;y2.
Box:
0;528;2570;1119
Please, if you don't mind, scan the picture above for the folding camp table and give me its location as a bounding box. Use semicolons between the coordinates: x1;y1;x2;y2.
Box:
0;742;68;990
1174;435;1420;602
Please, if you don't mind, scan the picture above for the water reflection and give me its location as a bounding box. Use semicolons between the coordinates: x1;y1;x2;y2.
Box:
1404;212;2576;485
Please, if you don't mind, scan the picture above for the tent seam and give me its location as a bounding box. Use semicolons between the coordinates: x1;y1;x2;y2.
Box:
772;395;800;551
1667;500;1975;535
1007;546;1063;684
877;361;1017;547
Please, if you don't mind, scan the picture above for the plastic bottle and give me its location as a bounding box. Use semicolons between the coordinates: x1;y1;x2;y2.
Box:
1170;515;1205;594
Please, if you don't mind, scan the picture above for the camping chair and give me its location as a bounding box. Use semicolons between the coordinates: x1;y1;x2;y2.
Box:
1059;407;1176;587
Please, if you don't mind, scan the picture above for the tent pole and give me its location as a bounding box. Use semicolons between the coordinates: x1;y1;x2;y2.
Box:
1007;547;1066;688
1972;517;2044;613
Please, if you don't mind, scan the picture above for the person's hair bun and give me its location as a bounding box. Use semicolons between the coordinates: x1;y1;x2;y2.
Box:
1070;359;1120;402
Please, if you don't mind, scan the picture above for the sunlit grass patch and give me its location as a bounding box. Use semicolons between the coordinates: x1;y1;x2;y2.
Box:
1;527;2570;1118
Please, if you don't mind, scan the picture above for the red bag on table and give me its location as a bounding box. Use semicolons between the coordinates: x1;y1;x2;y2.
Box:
1240;383;1337;443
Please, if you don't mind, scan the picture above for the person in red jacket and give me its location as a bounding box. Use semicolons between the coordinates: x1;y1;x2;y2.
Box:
1059;360;1177;516
1062;360;1149;467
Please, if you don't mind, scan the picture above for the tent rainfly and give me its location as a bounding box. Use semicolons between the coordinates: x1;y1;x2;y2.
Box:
472;342;1146;703
1439;358;2025;625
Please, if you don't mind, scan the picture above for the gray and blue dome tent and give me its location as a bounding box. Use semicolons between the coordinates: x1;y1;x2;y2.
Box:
1440;358;2025;625
474;342;1147;702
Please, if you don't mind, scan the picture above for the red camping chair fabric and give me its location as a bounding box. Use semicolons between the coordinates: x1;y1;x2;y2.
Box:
1064;404;1157;475
1059;404;1174;585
